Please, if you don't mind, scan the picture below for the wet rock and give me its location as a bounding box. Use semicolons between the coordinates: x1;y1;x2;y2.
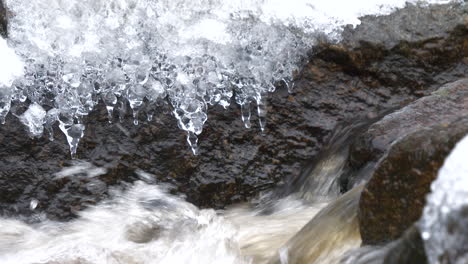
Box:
0;3;466;220
382;225;428;264
358;116;468;245
343;79;468;190
342;2;467;49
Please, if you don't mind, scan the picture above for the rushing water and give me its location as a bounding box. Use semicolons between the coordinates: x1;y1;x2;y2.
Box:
3;133;465;264
0;158;359;264
0;0;465;263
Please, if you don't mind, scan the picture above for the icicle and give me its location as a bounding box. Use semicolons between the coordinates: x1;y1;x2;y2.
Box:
283;78;294;93
59;121;85;159
240;102;251;129
133;110;139;125
187;131;199;155
103;92;117;123
256;96;267;132
45;108;59;141
106;105;114;123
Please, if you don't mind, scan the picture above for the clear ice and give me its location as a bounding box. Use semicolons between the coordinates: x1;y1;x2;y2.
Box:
419;135;468;264
0;0;450;155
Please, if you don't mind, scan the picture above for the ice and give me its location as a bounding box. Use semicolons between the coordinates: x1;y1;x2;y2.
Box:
419;135;468;264
59;122;86;159
18;103;47;137
0;37;24;87
0;0;458;155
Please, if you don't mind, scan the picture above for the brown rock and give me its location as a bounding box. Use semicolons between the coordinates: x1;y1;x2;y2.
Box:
359;116;468;245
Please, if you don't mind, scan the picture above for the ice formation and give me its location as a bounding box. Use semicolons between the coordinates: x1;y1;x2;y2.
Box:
419;135;468;264
0;0;458;156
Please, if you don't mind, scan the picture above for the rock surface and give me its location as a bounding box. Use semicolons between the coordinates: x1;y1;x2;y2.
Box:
343;78;468;190
0;3;466;220
358;114;468;245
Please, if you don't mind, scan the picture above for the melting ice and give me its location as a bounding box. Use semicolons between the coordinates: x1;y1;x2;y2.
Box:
0;0;458;156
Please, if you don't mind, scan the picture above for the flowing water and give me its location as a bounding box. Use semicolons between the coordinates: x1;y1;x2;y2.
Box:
0;152;360;264
0;0;465;263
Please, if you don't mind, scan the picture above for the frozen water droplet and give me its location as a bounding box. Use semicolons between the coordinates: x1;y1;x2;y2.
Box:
30;199;39;210
187;132;199;155
240;102;251;129
59;122;85;159
256;96;267;132
106;105;114;123
133;116;139;125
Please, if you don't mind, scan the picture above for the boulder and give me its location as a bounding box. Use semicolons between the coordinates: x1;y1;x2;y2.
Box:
343;79;468;189
358;115;468;245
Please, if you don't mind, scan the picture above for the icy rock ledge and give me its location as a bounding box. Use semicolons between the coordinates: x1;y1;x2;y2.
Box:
0;0;463;157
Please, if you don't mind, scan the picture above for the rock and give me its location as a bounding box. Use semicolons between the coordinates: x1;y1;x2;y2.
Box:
342;2;467;49
0;3;466;220
343;79;468;190
358;115;468;245
419;135;468;264
382;226;428;264
0;0;6;37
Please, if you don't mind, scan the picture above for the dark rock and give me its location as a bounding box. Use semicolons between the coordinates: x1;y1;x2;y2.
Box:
342;2;467;49
383;225;428;264
0;3;466;220
358;115;468;245
0;0;6;37
343;78;468;190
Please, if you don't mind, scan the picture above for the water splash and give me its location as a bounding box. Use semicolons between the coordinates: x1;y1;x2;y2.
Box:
0;182;248;264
